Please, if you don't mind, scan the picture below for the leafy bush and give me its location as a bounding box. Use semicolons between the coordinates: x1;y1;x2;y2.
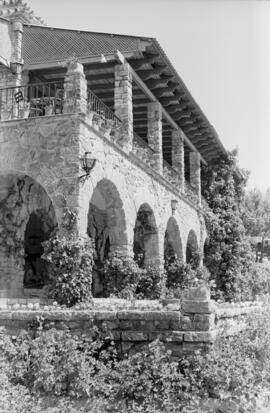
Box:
165;260;212;298
102;253;166;299
234;262;270;301
42;234;95;306
2;310;270;412
201;150;254;301
102;252;143;299
136;266;167;299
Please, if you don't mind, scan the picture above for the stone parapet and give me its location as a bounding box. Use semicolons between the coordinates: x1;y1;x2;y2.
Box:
0;290;267;358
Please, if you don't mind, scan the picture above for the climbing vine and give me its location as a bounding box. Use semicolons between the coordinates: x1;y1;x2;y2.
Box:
201;150;253;301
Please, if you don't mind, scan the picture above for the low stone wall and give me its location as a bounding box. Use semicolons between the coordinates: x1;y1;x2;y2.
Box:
215;300;265;336
0;288;267;357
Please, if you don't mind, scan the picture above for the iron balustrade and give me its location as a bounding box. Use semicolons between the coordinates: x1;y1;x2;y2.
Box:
163;159;180;186
0;81;64;120
185;180;199;204
132;132;157;167
133;132;156;154
87;89;121;128
0;82;121;126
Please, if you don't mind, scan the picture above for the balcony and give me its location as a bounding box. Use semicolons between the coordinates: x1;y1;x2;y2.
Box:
0;81;206;210
0;82;121;130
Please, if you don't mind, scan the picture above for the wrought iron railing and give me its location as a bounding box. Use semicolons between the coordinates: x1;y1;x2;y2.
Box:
87;89;121;128
0;82;122;127
132;132;157;166
163;160;180;186
0;81;64;121
185;180;199;204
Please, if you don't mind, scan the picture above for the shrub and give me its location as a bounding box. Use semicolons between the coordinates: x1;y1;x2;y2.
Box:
102;252;143;298
103;253;166;300
201;150;254;301
165;260;212;298
136;266;167;299
2;310;270;412
42;234;95;306
234;262;270;301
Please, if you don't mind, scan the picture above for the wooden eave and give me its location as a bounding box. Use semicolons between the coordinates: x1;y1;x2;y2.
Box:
27;39;227;164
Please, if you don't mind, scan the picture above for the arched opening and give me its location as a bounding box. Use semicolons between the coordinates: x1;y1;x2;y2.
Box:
133;203;159;268
24;210;57;289
0;173;57;296
203;237;210;266
186;229;199;268
164;217;183;266
87;179;128;296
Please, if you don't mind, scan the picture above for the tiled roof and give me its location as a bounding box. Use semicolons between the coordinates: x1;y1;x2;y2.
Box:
22;25;151;66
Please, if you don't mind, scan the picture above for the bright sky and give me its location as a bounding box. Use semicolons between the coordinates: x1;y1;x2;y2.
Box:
27;0;270;192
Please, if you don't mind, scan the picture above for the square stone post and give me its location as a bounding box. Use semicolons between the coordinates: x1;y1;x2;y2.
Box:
190;151;201;205
0;20;24;120
114;63;133;151
172;129;185;193
63;61;87;114
147;101;163;174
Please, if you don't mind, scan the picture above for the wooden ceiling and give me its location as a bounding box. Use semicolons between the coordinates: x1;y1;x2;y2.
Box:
29;47;224;164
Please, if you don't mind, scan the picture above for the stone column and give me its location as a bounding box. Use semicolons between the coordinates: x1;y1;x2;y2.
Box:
63;61;87;114
114;63;133;151
0;20;24;120
190;151;201;205
147;101;163;174
172;129;185;193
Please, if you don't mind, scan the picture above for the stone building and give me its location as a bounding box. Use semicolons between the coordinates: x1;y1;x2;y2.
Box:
0;1;228;298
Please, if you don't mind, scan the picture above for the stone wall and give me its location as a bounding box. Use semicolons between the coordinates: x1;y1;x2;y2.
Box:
0;57;208;295
0;110;206;295
0;288;266;358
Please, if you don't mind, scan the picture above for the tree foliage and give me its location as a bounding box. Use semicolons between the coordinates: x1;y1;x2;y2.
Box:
42;234;95;307
201;150;253;301
242;187;270;238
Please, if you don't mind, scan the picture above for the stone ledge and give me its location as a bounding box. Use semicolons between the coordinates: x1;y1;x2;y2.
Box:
182;300;216;314
121;331;148;341
183;287;210;301
184;330;218;343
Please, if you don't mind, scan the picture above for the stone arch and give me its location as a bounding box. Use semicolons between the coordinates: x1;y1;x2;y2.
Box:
164;217;183;264
133;203;160;267
186;229;199;267
87;179;128;295
203;236;210;266
24;208;57;289
0;172;58;297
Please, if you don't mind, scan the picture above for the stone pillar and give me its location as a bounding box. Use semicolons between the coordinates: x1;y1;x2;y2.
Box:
63;61;87;114
190;151;201;205
147;101;163;174
172;129;185;193
0;20;24;120
114;63;133;151
181;286;217;352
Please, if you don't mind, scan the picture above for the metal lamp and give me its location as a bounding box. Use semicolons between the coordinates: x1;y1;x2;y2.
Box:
171;199;178;215
79;152;96;182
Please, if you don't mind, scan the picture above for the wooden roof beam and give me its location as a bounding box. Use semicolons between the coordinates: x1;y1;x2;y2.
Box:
128;54;159;69
85;72;114;80
136;66;166;80
153;86;178;98
115;50;207;165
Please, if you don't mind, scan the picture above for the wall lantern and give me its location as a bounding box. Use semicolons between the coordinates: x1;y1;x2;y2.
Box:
171;199;178;215
79;152;96;182
10;61;22;75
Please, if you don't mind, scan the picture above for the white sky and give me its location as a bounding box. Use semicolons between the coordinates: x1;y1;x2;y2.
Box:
27;0;270;192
